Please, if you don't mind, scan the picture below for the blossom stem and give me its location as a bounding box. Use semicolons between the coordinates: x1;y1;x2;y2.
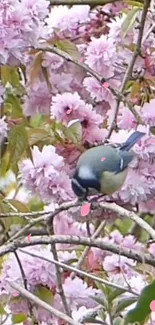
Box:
106;0;151;139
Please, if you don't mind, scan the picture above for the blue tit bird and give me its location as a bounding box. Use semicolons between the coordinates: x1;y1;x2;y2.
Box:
71;131;145;200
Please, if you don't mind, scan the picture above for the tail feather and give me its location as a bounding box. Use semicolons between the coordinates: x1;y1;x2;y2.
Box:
120;131;145;151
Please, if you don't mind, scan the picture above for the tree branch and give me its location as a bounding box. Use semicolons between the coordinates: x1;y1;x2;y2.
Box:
19;248;139;296
48;0;143;5
5;200;155;242
106;0;150;138
1;235;155;267
98;201;155;239
34;43;143;125
9;283;81;325
7;199;79;242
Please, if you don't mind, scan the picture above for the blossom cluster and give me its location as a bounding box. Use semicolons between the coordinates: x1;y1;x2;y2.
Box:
1;1;155;325
19;145;74;203
14;0;155;210
0;0;49;65
0;230;155;324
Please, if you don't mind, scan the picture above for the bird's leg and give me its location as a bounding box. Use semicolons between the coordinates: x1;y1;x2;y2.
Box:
88;194;105;204
86;220;91;237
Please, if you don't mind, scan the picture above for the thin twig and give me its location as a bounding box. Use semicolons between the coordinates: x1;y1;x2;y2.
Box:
14;251;36;322
51;244;71;316
14;251;27;289
47;215;71;317
7;200;155;242
98;201;155;239
9;283;81;325
106;0;150;139
71;221;106;279
1;235;155;266
7;199;79;242
34;43;143;125
48;0;143;4
19;248;139;296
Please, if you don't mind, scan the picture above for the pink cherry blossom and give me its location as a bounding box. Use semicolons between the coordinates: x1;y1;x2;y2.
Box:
118;104;138;130
103;255;135;278
23;80;52;116
113;168;154;205
85;35;117;75
51;92;86;124
46;5;90;37
148;243;155;255
54;277;98;310
19;145;74;203
83;77;115;106
0;0;49;64
142;99;155;126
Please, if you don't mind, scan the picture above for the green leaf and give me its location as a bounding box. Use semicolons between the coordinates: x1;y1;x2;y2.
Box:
4;94;22;118
115;296;138;314
0;151;11;177
34;286;54;304
64;120;82;144
109;288;126;301
30;114;44;128
0;201;27;232
125;0;143;7
95;282;106;293
124;280;155;324
81;317;105;324
0;136;8;160
0;304;7;315
8;125;28;172
12;313;27;324
55;40;81;60
91;295;108;309
1;66;20;87
7;199;30;212
113;317;124;325
0;202;13;232
28;128;50;146
122;8;140;38
115;218;133;235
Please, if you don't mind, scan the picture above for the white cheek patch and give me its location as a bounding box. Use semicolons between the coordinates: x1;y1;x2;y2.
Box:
120;158;124;170
72;179;86;193
78;166;94;179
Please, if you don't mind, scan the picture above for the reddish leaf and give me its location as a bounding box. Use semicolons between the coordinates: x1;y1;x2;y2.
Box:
81;203;91;217
29;51;42;85
27;234;31;243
